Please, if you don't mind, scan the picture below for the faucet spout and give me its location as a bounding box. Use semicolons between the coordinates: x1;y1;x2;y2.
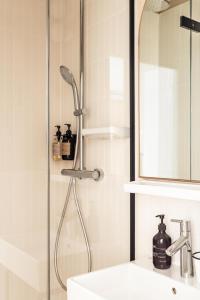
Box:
166;236;188;256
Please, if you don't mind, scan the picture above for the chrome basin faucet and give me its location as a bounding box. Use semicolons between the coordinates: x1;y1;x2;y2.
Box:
166;219;194;278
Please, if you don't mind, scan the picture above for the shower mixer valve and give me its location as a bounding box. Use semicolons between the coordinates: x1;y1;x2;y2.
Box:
61;168;104;181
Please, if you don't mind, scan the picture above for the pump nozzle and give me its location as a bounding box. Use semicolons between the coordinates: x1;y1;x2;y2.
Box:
156;214;166;231
64;123;72;138
55;125;62;142
65;124;71;130
156;214;165;223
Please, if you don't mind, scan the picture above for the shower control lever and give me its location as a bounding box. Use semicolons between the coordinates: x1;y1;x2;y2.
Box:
61;168;104;181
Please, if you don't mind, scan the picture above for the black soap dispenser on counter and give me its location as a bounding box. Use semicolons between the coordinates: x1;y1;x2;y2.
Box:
62;124;76;160
153;214;172;270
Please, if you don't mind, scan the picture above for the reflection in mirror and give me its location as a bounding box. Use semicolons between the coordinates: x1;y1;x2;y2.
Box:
139;0;191;180
191;0;200;181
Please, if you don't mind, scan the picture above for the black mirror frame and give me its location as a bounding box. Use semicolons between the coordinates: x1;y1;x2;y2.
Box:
130;0;135;261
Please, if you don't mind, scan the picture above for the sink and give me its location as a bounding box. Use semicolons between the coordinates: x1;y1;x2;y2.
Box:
67;260;200;300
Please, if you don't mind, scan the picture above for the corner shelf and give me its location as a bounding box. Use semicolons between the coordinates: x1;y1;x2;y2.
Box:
82;127;129;139
124;180;200;202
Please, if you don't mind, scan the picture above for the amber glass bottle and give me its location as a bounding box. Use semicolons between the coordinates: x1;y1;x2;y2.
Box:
52;125;62;161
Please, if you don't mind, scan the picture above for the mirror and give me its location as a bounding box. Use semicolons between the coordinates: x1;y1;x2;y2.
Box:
139;0;200;182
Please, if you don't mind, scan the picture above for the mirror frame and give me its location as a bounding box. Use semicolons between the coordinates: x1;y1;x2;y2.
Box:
130;0;135;261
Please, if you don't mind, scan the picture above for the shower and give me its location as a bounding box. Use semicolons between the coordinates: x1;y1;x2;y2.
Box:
54;1;103;292
53;65;92;291
54;64;103;291
60;66;76;86
59;65;81;115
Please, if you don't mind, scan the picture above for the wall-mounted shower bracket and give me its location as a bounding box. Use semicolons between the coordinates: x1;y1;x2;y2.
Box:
61;168;104;181
73;108;86;116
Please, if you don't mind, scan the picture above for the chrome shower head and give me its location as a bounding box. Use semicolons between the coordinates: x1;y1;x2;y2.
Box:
146;0;170;13
60;65;75;86
59;65;81;113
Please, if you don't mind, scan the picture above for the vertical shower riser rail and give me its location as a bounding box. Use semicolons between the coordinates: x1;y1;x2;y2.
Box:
80;0;84;171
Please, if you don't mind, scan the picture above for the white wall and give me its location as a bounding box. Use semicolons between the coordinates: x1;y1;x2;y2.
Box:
136;194;200;265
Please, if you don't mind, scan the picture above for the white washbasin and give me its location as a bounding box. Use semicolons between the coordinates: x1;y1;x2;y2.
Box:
67;260;200;300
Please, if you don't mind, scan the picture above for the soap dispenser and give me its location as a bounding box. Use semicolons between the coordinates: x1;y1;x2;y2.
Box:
52;125;62;161
153;215;172;270
62;124;76;160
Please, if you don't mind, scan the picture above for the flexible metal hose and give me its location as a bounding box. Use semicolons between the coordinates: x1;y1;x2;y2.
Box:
54;117;92;291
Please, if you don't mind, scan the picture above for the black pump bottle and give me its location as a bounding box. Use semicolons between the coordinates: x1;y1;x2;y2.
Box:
62;124;76;160
153;215;172;270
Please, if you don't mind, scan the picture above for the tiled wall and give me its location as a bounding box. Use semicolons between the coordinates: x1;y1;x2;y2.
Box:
50;0;130;299
135;0;200;266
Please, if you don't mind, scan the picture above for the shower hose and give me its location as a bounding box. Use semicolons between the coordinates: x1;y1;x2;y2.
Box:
54;116;92;291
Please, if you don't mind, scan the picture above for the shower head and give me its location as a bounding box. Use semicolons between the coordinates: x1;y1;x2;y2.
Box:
60;65;75;85
59;65;81;113
146;0;170;13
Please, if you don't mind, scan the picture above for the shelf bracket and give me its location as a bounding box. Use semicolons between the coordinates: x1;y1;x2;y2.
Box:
180;16;200;33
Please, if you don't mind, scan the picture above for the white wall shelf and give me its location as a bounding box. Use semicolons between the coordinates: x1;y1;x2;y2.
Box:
124;180;200;202
82;127;129;139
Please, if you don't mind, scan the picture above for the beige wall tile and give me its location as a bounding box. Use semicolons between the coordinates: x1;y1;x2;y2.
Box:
0;0;48;298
